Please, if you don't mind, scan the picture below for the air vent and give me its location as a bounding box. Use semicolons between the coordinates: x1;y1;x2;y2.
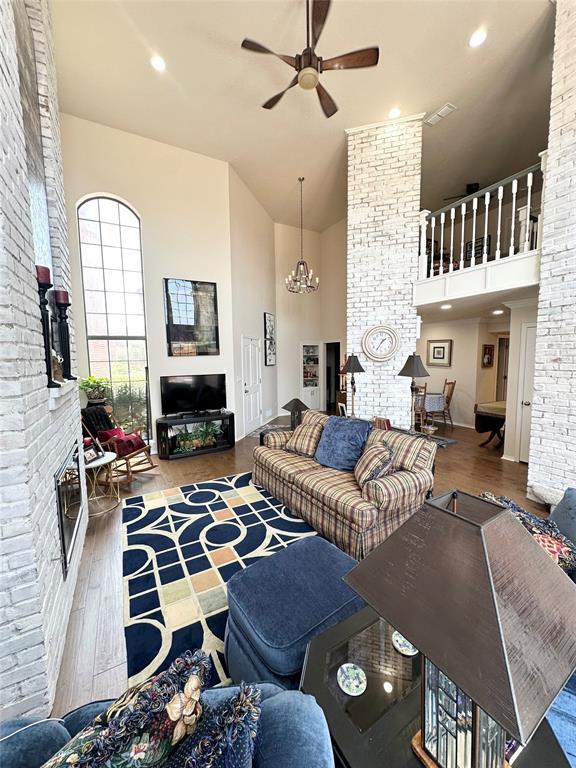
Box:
424;102;457;126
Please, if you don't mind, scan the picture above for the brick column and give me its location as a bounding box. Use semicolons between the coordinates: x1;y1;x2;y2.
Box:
346;115;424;427
0;0;86;718
528;0;576;501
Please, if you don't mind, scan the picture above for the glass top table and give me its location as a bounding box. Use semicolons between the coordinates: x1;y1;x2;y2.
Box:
324;616;420;734
301;607;571;768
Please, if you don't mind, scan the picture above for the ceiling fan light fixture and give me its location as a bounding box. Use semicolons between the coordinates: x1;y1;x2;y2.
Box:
298;66;320;90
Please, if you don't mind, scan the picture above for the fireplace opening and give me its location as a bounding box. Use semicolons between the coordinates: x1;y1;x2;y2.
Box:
55;442;84;578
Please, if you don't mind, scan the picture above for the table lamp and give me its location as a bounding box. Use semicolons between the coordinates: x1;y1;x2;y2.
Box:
345;490;576;768
398;353;429;430
341;354;365;417
282;398;309;429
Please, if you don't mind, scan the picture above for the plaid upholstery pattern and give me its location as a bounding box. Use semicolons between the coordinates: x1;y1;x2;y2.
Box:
354;443;394;487
301;410;330;428
253;446;316;482
363;468;434;510
367;429;436;472
253;429;435;559
285;423;324;457
293;468;377;527
263;430;293;449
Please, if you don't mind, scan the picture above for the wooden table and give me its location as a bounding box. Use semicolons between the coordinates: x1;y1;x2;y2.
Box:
475;400;506;448
301;606;571;768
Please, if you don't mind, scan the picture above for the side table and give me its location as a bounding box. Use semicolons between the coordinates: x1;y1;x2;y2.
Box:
301;606;571;768
85;451;120;517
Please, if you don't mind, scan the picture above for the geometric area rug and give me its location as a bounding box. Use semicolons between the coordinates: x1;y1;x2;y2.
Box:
122;472;316;688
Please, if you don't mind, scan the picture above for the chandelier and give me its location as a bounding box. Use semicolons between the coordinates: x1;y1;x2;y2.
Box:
285;177;319;294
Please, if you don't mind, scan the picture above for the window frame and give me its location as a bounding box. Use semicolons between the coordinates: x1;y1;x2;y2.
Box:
76;194;150;434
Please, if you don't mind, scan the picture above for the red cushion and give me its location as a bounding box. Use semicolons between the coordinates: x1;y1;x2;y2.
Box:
115;433;146;457
98;427;125;442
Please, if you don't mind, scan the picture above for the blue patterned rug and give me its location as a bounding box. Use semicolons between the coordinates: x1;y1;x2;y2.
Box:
122;472;315;687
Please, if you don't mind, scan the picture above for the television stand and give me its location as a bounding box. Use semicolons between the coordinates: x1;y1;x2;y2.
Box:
156;410;235;460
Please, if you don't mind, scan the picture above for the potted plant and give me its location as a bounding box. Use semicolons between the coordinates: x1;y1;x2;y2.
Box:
79;376;110;407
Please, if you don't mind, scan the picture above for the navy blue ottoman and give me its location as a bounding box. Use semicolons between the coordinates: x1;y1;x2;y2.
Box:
225;536;365;688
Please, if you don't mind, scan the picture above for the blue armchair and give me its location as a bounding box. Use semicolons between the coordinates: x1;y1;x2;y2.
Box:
0;684;335;768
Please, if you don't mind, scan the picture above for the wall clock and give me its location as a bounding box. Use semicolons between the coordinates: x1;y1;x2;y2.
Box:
361;325;399;362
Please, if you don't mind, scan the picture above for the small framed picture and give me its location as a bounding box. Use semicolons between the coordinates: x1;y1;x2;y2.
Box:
427;339;453;367
84;447;98;464
265;338;276;367
264;312;276;367
482;344;495;368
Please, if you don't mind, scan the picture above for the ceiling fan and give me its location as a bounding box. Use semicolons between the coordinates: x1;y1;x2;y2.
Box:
241;0;379;118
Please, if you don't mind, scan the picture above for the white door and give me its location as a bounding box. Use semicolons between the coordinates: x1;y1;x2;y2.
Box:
518;324;536;463
242;336;262;435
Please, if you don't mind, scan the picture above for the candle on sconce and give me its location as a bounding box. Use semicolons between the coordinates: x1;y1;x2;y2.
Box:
54;289;70;304
35;265;51;284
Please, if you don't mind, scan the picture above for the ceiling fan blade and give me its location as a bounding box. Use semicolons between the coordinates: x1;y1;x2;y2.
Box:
311;0;331;49
321;47;379;71
241;38;296;68
316;81;338;118
262;75;299;110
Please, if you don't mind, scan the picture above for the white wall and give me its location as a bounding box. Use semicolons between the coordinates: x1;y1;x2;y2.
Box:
61;114;235;435
229;168;277;437
416;319;482;428
476;323;501;403
320;218;347;345
274;223;322;410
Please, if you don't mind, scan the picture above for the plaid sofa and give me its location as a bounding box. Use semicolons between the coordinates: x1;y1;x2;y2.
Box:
253;425;437;560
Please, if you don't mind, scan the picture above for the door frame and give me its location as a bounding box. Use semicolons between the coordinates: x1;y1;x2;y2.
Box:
240;334;263;439
514;321;536;463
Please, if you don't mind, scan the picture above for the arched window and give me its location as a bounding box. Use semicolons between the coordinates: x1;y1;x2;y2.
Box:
77;196;148;432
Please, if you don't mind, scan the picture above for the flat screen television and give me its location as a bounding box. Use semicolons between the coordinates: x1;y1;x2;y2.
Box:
160;374;226;416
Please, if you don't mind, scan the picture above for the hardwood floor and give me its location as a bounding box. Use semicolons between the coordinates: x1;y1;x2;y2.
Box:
51;421;545;716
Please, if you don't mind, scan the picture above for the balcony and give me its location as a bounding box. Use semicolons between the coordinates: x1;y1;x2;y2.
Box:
414;160;543;306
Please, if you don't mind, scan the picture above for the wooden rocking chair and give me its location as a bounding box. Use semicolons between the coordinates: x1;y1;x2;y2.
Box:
81;406;156;484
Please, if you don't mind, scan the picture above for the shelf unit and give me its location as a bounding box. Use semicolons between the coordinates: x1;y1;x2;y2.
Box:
156;410;235;460
300;342;324;410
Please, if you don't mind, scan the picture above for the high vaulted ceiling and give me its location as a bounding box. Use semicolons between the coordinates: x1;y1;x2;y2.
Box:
51;0;554;232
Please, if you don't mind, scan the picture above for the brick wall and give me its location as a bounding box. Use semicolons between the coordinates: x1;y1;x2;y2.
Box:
528;0;576;501
0;0;86;718
346;116;424;427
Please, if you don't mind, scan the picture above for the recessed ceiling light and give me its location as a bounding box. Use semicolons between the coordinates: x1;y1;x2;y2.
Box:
150;55;166;72
388;107;401;119
383;681;394;694
469;28;487;48
492;309;504;315
440;304;452;310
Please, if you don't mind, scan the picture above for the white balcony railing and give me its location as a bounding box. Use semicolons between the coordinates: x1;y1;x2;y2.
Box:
418;162;543;280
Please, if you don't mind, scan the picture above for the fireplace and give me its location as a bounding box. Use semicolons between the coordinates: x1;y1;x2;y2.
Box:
55;441;84;578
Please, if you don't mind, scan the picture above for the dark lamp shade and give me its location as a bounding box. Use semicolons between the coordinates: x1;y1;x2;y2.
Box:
282;398;308;413
398;353;429;378
345;490;576;744
341;354;365;374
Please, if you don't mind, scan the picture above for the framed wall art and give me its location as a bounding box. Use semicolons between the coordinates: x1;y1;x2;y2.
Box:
264;311;276;367
482;344;495;368
164;278;219;356
427;339;453;367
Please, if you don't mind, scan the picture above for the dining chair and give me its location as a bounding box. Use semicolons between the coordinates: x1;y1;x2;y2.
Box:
337;402;348;417
427;379;456;430
414;382;428;429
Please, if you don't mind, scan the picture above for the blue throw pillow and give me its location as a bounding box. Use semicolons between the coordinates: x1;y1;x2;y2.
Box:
314;416;373;472
164;684;261;768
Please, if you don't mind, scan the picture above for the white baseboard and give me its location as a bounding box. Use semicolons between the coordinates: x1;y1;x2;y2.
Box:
501;454;518;463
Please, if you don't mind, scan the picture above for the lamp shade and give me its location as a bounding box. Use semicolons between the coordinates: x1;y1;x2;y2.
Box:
282;398;308;413
398;353;429;378
341;354;365;374
345;490;576;744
